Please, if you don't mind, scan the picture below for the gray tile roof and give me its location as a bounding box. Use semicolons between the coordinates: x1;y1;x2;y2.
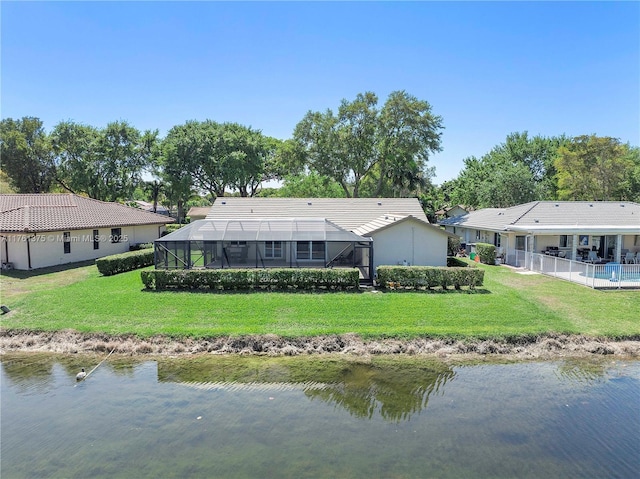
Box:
0;194;174;233
352;214;454;238
206;197;429;231
439;201;640;232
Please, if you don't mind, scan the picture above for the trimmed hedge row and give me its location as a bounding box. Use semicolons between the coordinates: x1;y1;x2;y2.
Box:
376;265;484;290
140;268;360;291
475;242;496;265
447;257;468;267
96;249;155;276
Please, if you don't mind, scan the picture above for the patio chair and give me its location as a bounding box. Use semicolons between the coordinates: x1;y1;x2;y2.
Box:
623;252;636;264
585;251;600;263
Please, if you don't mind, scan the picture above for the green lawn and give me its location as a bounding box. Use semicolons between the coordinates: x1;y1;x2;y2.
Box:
1;262;638;339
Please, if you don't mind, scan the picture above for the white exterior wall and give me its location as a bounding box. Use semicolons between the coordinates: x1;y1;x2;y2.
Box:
1;224;165;270
372;219;448;271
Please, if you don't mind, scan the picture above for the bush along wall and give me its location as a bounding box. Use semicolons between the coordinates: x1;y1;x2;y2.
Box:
96;249;155;276
376;265;484;291
475;243;496;265
141;268;360;291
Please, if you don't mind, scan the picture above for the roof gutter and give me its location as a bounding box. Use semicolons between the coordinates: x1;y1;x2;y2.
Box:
506;225;640;234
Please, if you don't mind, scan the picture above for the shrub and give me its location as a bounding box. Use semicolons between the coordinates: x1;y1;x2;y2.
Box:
447;257;468;267
129;243;153;251
164;224;184;234
447;236;461;256
376;265;484;291
96;249;155;276
140;268;360;292
475;243;496;265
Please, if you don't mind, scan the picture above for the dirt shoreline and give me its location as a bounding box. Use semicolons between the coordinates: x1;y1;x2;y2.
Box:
1;329;639;360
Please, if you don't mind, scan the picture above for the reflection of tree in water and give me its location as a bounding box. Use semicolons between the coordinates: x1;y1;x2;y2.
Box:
157;356;456;422
305;362;456;422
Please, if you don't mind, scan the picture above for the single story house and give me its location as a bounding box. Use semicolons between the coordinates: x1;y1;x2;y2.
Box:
187;207;212;221
1;194;174;270
133;200;170;216
154;197;455;281
438;201;640;265
435;205;472;219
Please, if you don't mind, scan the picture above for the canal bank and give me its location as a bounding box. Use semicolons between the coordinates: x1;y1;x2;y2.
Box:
1;329;639;360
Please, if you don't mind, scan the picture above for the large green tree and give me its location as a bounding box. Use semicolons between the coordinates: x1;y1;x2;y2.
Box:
555;135;638;201
277;171;345;198
161;120;279;199
52;120;155;201
292;91;443;198
448;132;568;208
0;117;56;193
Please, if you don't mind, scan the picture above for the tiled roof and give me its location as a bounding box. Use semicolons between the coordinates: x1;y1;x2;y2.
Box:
354;214;456;238
438;201;640;232
0;194;174;233
187;207;213;218
206;197;429;231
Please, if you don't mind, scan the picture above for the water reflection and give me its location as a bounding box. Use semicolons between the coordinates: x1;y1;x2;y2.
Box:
2;354;638;479
157;357;456;422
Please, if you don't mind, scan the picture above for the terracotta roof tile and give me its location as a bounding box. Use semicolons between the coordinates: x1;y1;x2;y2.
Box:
0;194;174;233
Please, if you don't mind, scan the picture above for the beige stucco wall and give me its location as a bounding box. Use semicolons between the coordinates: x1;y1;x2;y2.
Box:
1;225;165;270
372;219;448;271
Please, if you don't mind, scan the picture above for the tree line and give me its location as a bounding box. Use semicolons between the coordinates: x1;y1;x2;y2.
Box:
2;90;639;223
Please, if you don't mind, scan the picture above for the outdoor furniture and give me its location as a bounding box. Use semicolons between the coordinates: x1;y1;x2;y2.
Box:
585;251;600;263
623;252;637;264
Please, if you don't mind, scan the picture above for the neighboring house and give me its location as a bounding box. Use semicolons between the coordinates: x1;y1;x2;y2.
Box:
154;197;455;281
435;205;471;219
439;201;640;264
187;207;212;221
1;194;174;270
133;200;170;216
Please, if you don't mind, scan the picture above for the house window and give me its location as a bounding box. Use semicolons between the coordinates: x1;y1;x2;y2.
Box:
93;230;99;250
264;241;283;259
515;236;526;250
559;235;572;248
475;230;481;240
494;233;501;247
111;228;122;243
296;241;324;260
63;232;71;254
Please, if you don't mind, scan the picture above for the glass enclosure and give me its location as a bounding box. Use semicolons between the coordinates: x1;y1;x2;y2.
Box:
154;218;373;279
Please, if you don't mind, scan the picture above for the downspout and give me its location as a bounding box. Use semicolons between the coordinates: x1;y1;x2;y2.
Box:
1;236;8;264
26;235;33;270
369;239;374;282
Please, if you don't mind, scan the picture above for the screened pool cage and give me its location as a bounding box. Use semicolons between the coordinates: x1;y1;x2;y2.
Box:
154;218;374;280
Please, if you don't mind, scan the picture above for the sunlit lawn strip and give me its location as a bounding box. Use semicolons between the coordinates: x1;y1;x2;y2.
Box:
1;263;638;339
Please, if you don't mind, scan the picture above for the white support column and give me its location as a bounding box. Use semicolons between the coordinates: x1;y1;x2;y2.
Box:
572;234;578;261
616;235;622;263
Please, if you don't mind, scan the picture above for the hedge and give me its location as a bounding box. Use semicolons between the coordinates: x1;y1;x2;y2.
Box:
140;268;360;291
96;249;155;276
475;242;496;265
376;265;484;291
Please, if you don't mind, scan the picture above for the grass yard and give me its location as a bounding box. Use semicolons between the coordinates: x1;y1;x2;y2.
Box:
1;261;638;339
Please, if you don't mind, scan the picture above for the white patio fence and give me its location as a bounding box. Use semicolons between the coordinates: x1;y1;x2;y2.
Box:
510;250;640;290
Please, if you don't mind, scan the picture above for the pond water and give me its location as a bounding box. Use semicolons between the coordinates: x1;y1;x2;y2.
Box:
1;354;638;479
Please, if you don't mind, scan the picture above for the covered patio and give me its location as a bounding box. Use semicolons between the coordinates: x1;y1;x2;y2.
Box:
154;218;374;280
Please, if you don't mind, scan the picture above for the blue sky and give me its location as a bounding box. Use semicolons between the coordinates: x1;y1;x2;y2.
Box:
2;1;638;185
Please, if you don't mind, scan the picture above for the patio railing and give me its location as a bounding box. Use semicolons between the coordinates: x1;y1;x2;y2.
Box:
509;250;640;290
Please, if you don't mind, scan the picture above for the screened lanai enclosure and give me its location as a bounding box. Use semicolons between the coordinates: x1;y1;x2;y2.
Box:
154;218;374;280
